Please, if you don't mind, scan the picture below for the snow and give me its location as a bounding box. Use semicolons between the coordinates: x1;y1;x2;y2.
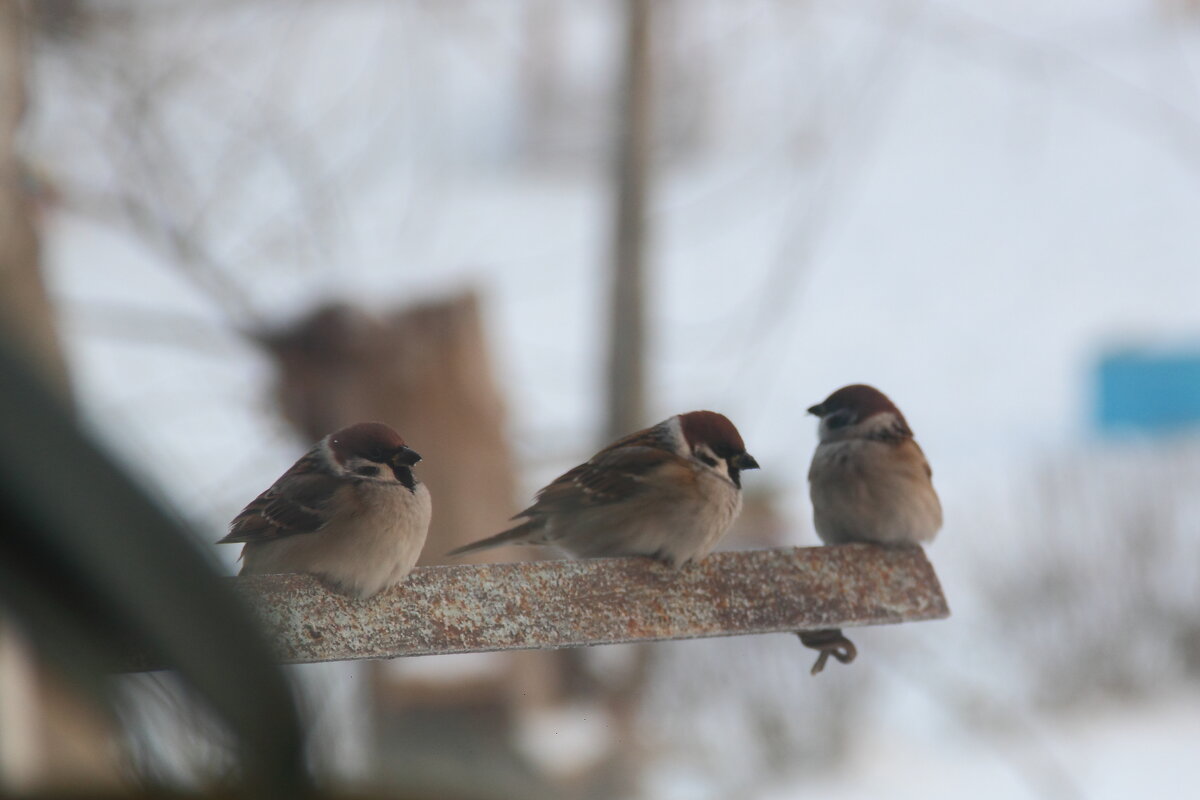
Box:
765;691;1200;800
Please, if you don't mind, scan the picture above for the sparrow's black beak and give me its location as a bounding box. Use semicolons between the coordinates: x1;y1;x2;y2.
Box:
732;452;760;471
806;403;825;417
393;446;422;467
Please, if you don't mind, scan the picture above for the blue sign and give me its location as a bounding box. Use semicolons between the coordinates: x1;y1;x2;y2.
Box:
1097;349;1200;434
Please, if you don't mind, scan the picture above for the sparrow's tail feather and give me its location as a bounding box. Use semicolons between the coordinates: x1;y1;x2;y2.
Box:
446;519;542;557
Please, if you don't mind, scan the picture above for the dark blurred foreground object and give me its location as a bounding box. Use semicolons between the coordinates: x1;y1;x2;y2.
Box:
0;337;310;797
1096;348;1200;435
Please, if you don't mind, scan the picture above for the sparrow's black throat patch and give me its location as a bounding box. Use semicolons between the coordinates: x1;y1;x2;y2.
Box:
391;464;417;491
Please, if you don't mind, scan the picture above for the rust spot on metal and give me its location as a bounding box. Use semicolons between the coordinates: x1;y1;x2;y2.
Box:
120;545;949;671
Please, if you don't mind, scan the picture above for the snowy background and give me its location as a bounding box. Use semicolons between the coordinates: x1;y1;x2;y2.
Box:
23;0;1200;797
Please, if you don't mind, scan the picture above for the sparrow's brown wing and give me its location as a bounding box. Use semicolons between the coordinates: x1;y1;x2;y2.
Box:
912;440;934;479
885;435;934;481
525;445;689;517
219;451;340;544
447;445;688;556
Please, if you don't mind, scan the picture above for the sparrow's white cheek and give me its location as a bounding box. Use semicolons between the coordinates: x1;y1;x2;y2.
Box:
341;455;404;484
691;443;732;481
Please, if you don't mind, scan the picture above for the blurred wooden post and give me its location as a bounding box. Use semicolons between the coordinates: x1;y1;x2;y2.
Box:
605;0;653;441
520;0;561;159
595;2;658;793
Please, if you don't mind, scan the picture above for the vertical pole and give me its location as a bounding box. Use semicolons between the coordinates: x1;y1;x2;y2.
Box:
605;0;653;441
598;5;656;793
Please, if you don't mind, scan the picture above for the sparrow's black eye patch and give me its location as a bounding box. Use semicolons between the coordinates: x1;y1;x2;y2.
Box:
825;410;854;430
355;465;380;477
696;452;719;468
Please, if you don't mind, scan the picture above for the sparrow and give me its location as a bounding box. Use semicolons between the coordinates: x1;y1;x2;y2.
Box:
801;384;942;673
448;411;759;567
807;384;941;547
218;422;432;600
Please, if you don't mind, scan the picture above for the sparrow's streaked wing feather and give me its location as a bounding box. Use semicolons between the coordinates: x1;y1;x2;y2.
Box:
526;445;685;515
219;452;340;544
447;445;686;556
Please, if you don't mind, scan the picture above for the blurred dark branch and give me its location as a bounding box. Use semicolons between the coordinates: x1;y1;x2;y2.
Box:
770;3;911;295
51;8;362;331
194;82;341;272
735;4;915;382
0;335;310;796
63;185;264;331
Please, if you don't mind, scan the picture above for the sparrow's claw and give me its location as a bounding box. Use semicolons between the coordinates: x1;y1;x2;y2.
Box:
797;629;857;675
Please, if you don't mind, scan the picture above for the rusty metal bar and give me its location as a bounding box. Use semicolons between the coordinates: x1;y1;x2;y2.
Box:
122;545;948;671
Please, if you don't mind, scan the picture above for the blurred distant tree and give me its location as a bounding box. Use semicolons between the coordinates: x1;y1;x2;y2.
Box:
979;447;1200;706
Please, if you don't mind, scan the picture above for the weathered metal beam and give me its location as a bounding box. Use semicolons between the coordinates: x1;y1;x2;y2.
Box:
123;545;948;671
